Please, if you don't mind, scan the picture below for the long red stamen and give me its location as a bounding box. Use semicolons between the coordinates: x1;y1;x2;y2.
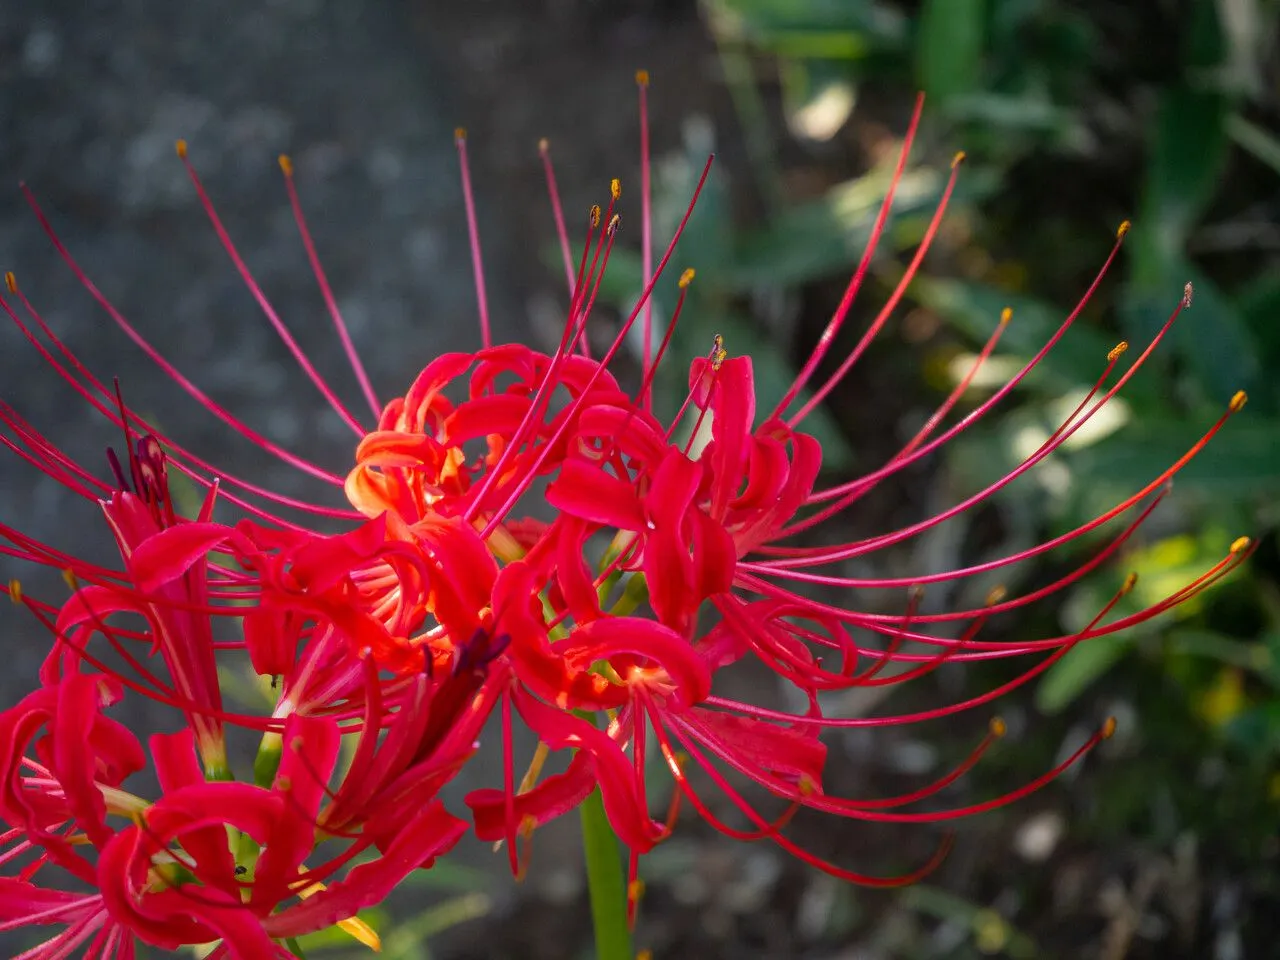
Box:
174;143;367;435
278;154;382;420
789;150;965;426
637;69;655;403
538;138;577;296
770;93;926;421
455;129;492;349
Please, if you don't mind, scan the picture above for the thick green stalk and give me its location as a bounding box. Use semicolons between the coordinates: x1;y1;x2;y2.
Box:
579;786;632;960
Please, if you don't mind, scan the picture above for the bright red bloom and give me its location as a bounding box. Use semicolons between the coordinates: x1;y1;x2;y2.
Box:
0;74;1251;956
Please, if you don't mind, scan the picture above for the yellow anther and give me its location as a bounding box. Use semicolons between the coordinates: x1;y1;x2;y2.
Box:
951;150;966;168
1101;716;1118;739
611;177;622;200
589;204;601;228
628;878;646;902
175;139;188;158
277;154;293;177
635;69;650;87
538;137;549;153
1107;341;1128;363
7;579;21;604
1116;219;1131;238
712;349;727;370
637;951;654;960
518;741;550;795
1230;390;1248;413
797;773;818;797
4;272;16;294
61;568;79;591
999;306;1012;326
454;127;467;142
1230;536;1252;554
679;268;695;288
985;585;1007;606
1183;281;1194;308
336;916;380;951
1121;572;1139;594
608;213;621;235
989;717;1007;738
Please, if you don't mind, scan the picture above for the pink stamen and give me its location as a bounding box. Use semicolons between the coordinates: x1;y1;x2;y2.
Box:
278;154;382;420
538;139;577;298
175;144;367;435
789;149;964;427
455;129;492;349
637;70;655;405
20;186;347;488
769;93;926;422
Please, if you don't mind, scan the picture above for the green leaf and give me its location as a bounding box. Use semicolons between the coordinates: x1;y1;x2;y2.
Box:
729;163;994;291
1166;628;1280;688
1129;84;1229;296
1036;633;1132;714
1169;260;1261;403
709;0;909;53
916;0;986;105
1227;113;1280;177
1068;416;1280;498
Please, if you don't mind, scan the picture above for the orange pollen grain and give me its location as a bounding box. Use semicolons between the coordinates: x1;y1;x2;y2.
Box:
1230;536;1252;554
1101;716;1118;739
278;154;293;177
1230;390;1247;413
1116;220;1131;238
1108;341;1129;362
989;717;1007;738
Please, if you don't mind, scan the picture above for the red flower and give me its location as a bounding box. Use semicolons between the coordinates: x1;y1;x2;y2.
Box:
0;74;1251;954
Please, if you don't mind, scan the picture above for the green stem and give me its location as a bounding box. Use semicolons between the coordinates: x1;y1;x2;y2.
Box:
579;787;633;960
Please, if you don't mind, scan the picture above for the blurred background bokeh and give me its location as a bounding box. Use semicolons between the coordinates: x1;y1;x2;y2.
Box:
2;0;1278;957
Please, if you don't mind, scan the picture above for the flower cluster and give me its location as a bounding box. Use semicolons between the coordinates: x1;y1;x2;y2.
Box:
0;79;1250;957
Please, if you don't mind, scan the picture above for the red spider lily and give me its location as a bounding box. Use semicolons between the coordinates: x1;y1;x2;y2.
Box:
0;668;467;956
0;70;1252;954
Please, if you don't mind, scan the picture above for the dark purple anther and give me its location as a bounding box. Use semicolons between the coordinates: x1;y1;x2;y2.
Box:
452;627;511;677
105;447;131;492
